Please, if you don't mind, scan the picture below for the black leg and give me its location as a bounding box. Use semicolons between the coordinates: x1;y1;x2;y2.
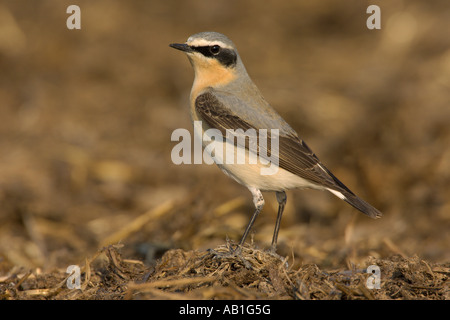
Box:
271;191;286;251
237;187;264;249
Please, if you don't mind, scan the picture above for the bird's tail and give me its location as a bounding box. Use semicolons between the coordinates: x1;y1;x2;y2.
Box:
322;166;382;219
327;187;382;219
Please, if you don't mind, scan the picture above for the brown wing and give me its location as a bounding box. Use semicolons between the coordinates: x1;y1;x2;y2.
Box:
195;91;382;219
195;91;350;190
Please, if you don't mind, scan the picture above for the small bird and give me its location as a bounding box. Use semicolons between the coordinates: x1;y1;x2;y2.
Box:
170;32;382;252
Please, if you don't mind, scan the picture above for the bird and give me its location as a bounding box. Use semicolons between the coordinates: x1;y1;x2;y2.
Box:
169;31;382;252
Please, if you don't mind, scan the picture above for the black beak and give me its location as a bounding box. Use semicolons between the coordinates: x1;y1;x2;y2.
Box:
169;43;193;53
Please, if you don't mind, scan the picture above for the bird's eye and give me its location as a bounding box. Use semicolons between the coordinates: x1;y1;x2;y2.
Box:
209;45;221;55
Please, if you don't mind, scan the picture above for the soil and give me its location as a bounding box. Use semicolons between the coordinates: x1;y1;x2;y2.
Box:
0;1;449;300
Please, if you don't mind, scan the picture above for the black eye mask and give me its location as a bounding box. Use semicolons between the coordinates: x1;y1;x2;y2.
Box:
191;45;237;68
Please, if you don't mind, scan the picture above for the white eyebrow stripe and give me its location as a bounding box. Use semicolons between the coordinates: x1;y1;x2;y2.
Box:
186;38;233;49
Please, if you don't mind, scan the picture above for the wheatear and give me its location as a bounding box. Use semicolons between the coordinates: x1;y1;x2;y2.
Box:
170;32;382;252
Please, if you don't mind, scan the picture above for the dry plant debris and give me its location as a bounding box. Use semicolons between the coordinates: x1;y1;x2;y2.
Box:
1;244;448;300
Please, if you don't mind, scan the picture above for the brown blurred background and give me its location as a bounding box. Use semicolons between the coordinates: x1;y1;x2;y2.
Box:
0;0;448;272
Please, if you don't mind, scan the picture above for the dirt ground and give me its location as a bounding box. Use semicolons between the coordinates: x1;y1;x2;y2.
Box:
0;1;449;300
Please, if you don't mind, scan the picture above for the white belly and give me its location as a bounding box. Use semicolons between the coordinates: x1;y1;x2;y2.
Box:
204;135;319;192
193;119;320;192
